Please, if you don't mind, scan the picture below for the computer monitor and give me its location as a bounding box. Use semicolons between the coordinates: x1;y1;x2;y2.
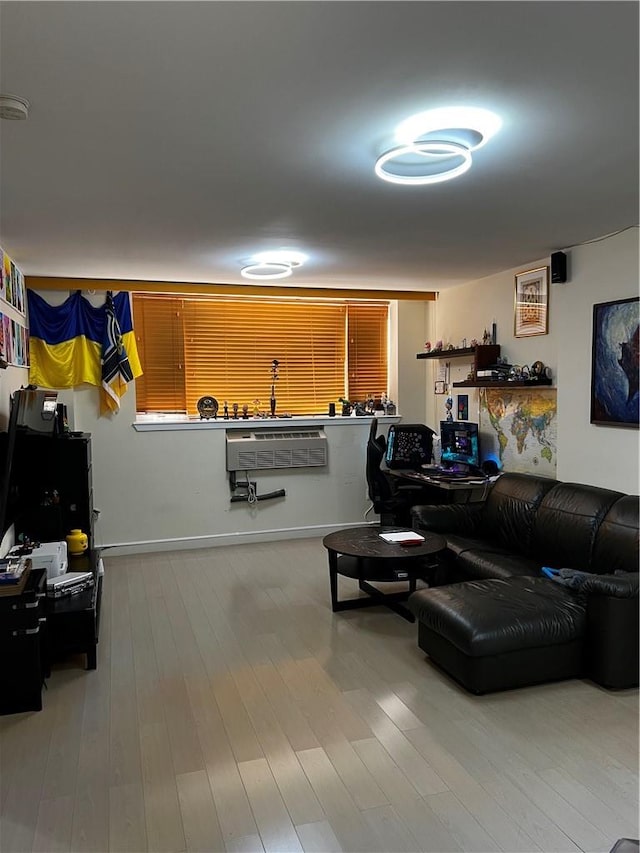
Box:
440;421;480;469
385;424;435;469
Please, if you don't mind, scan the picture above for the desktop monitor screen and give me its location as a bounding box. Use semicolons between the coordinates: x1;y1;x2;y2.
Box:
440;421;480;468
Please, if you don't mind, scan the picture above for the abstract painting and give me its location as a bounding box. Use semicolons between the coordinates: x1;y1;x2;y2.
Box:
591;296;639;427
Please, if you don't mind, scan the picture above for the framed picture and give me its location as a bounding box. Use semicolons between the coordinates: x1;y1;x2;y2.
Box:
434;380;446;395
590;296;639;427
514;266;549;337
457;394;469;420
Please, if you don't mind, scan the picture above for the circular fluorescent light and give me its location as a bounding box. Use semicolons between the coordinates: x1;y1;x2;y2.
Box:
375;106;501;186
254;250;308;267
395;106;502;150
241;262;293;280
375;140;472;186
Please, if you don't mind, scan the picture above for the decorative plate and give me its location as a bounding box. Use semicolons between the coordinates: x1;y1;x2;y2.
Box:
197;395;219;419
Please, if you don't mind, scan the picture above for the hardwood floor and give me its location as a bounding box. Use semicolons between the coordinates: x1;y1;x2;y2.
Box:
1;538;638;852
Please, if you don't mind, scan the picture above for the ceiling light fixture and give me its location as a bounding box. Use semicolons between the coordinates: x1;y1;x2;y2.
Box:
375;106;501;186
375;140;472;186
241;249;308;280
241;262;294;280
0;94;30;120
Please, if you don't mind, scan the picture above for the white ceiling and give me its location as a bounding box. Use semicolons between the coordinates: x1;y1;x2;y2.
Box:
0;1;638;293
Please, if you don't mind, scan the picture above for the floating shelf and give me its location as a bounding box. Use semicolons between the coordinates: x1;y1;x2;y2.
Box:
418;345;501;373
453;378;554;388
417;347;477;359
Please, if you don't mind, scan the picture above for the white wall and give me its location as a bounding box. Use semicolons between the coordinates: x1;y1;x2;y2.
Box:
554;229;639;490
73;387;386;552
36;298;431;552
430;228;639;493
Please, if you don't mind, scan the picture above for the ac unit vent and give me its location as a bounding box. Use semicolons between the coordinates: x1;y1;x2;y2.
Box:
226;428;328;470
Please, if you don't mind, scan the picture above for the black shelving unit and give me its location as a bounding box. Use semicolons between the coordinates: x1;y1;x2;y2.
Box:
13;432;94;548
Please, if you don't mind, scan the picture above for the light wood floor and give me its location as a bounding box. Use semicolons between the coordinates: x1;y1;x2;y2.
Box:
1;538;638;853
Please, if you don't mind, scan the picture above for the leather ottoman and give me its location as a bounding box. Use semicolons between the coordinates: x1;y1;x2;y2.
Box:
409;576;587;694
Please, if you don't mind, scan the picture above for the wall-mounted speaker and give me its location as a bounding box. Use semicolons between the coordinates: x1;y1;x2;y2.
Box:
551;251;567;283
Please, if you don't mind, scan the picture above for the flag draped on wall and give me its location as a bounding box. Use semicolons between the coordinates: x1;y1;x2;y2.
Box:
28;290;142;413
101;292;135;413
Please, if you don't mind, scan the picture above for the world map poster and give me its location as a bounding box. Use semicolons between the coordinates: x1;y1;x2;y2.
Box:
480;387;557;477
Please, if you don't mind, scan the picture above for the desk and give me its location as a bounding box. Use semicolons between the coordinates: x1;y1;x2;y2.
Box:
388;469;489;503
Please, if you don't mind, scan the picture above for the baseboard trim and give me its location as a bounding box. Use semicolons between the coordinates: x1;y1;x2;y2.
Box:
98;521;378;557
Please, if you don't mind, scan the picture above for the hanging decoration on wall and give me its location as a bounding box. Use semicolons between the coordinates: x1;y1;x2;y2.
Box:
0;245;28;369
590;296;639;427
27;290;142;415
100;291;137;414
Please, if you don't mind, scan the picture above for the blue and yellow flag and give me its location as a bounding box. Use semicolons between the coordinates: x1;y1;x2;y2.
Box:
101;291;136;414
28;290;142;412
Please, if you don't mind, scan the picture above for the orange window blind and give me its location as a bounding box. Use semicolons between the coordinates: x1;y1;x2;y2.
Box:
347;303;389;403
132;294;388;416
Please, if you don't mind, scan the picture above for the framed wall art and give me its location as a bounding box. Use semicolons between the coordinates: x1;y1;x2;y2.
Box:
457;394;469;420
514;266;549;337
591;296;639;427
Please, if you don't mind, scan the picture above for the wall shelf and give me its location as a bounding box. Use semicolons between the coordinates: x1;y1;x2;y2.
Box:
417;345;495;360
453;378;554;389
417;345;501;373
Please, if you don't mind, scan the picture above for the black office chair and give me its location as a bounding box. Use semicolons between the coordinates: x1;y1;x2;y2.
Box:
365;420;434;526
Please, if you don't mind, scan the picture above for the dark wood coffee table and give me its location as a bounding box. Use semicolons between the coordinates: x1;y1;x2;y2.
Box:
322;525;446;622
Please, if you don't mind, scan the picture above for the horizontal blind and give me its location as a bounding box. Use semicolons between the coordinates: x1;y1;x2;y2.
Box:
132;294;388;416
133;296;186;412
181;299;346;415
347;304;388;402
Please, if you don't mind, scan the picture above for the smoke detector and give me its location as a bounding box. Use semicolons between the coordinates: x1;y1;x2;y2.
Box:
0;94;30;120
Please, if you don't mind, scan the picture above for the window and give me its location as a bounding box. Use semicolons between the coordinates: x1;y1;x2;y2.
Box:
133;294;388;416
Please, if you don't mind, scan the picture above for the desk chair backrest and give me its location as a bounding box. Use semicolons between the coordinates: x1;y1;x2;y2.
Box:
365;419;395;512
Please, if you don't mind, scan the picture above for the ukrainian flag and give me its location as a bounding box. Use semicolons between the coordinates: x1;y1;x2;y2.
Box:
28;291;142;405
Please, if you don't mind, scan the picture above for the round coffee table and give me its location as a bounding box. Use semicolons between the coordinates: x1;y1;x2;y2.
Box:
322;525;446;622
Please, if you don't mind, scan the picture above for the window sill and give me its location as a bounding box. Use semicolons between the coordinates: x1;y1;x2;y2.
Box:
132;414;402;432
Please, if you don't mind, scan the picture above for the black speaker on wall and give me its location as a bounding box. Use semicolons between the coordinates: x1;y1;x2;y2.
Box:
551;251;567;283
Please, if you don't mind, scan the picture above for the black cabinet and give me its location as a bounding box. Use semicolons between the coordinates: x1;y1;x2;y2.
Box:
0;567;48;715
14;432;94;549
46;549;101;670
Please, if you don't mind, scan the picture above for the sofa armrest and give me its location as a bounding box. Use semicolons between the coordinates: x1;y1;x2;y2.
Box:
583;573;639;689
410;502;484;536
581;572;639;598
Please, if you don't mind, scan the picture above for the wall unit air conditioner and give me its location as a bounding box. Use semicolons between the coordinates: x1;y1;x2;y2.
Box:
226;428;328;470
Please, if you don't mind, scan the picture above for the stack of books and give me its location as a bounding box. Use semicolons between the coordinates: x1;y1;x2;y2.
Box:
0;556;31;596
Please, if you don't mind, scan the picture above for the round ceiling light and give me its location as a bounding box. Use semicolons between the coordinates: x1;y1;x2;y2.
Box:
0;94;30;121
253;250;308;267
240;262;293;280
375;106;501;186
240;249;308;280
374;140;472;186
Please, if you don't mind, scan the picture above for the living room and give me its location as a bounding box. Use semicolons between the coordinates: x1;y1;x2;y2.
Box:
0;2;638;852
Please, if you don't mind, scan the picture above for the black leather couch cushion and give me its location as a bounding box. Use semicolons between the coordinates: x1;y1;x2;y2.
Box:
591;495;640;574
532;482;622;570
409;577;586;657
481;473;558;554
455;549;541;581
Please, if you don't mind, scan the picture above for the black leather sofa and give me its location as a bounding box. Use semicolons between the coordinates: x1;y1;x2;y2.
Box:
408;473;639;694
